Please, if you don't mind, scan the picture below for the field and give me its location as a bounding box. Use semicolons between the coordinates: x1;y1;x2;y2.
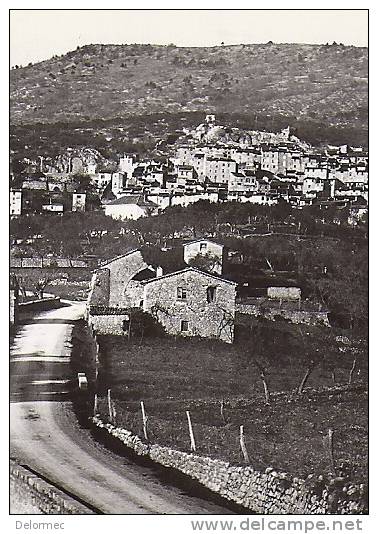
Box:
95;319;368;484
10;267;92;301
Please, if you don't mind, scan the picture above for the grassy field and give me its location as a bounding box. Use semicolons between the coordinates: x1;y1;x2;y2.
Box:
95;319;367;484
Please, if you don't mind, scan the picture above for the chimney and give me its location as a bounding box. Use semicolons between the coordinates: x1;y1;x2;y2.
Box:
156;266;163;277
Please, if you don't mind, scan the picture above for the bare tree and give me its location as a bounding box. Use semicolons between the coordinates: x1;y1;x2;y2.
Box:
295;326;322;395
35;277;50;299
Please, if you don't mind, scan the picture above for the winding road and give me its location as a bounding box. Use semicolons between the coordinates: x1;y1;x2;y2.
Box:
10;301;233;514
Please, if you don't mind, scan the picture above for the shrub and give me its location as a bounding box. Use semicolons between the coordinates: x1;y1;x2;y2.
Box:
127;308;166;338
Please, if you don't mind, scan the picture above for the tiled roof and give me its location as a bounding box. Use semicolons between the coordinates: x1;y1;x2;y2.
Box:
89;305;130;316
106;194;158;208
141;266;236;286
100;249;141;267
183;238;224;248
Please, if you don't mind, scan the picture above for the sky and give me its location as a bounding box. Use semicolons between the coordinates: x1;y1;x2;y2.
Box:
10;9;368;67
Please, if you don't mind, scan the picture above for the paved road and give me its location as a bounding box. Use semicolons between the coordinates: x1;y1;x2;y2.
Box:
10;302;233;514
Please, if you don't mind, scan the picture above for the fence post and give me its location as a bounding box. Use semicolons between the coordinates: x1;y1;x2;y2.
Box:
94;336;99;381
93;393;98;416
220;399;227;424
140;401;148;441
240;425;250;464
328;428;335;473
107;389;112;422
112;400;117;423
186;410;196;452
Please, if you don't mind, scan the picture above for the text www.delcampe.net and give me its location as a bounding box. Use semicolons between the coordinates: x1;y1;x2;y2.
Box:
190;518;364;533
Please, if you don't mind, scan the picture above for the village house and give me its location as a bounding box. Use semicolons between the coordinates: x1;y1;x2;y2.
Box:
10;189;22;216
302;177;326;197
176;164;196;181
229;147;261;167
204;157;238;184
41;202;64;213
228;171;259;194
72;192;86;212
111;172;128;196
91;172;113;192
104;194;159;220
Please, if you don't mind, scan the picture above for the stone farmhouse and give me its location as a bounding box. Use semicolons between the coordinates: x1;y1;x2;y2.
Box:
87;247;236;343
141;267;236;343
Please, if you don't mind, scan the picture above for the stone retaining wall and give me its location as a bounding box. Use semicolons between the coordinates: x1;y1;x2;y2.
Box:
10;461;94;514
92;417;365;515
87;312;130;335
236;303;330;327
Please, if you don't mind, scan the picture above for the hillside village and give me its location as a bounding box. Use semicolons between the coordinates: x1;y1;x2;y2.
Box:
10;114;368;224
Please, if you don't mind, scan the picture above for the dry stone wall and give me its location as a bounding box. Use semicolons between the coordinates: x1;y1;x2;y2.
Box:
236;303;330;327
87;312;130;335
92;416;366;515
10;461;94;514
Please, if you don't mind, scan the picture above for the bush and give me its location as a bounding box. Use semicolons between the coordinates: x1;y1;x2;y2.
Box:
127;308;166;338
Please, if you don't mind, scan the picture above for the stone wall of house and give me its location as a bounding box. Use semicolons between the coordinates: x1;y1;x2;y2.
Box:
104;250;148;307
236;303;330;327
143;269;236;343
124;279;144;307
91;417;366;515
10;461;94;514
88;269;110;306
87;312;131;335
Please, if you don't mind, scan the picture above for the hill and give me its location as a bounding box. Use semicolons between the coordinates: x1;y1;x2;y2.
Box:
10;42;368;140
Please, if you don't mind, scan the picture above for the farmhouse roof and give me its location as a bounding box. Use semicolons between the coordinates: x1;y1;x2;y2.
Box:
141;266;236;286
100;248;141;267
182;238;224;249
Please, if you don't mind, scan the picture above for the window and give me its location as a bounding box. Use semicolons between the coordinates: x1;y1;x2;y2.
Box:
181;320;189;332
177;287;187;300
207;286;217;303
199;242;207;251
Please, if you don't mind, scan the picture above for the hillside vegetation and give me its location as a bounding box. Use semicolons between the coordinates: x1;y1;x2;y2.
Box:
10;43;367;138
